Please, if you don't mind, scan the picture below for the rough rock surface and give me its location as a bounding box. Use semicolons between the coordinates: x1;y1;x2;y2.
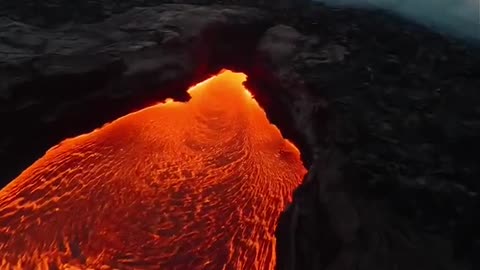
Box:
249;9;479;270
0;0;309;26
1;2;479;270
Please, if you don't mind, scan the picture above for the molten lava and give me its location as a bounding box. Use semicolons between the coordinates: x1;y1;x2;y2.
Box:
0;70;306;269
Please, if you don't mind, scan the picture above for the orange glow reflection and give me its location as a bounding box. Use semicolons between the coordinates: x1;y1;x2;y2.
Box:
0;70;306;269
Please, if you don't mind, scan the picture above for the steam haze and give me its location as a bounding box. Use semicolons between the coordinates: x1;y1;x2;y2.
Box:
316;0;480;41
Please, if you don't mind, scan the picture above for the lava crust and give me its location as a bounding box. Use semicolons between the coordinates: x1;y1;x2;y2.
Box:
0;70;306;270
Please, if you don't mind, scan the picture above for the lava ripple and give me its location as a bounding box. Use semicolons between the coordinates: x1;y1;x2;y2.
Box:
0;70;306;270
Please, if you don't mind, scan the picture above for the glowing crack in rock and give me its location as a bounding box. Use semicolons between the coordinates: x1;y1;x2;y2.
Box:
0;70;307;269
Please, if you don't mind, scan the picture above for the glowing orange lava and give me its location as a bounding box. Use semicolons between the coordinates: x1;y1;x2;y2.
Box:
0;70;307;270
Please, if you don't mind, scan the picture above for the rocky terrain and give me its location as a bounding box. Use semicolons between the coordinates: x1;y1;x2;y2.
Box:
1;1;479;269
259;13;480;270
0;0;309;26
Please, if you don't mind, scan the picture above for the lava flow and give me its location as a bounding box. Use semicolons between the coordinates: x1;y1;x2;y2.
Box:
0;70;307;270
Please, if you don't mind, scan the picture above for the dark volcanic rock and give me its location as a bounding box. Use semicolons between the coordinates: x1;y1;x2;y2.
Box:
0;0;310;26
248;9;480;270
0;4;271;186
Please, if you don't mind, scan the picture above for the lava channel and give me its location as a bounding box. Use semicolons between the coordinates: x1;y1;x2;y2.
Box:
0;70;307;270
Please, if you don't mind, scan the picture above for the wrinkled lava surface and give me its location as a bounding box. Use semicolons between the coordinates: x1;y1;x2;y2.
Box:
0;70;306;269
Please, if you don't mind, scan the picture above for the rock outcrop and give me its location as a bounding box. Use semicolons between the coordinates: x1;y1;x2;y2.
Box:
251;25;478;269
249;14;479;270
